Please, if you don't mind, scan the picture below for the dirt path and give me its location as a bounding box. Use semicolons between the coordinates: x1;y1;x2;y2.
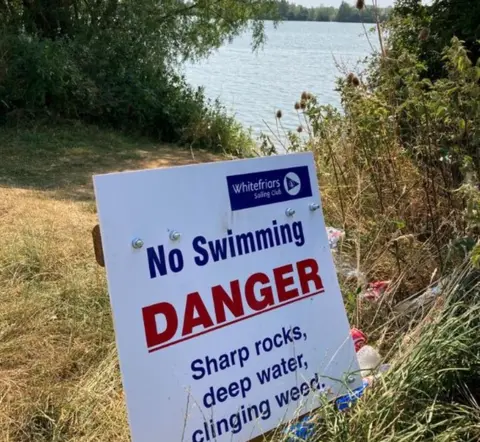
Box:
0;124;226;201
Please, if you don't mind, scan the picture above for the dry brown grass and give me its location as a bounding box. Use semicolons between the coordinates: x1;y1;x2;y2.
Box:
1;122;478;442
0;124;226;441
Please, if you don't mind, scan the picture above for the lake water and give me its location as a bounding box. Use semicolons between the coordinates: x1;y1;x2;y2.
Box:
184;21;377;136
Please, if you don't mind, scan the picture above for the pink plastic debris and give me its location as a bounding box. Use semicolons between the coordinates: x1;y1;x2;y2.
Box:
326;226;345;250
350;327;367;352
362;280;391;301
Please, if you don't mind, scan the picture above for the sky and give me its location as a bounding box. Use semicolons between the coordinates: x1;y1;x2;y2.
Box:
295;0;395;6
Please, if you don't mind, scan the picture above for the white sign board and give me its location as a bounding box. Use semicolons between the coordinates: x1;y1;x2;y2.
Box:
93;152;360;442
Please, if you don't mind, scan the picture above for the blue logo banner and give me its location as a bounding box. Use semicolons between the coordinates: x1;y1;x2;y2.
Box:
226;166;313;211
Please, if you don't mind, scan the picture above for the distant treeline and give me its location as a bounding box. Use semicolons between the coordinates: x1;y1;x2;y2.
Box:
261;1;391;23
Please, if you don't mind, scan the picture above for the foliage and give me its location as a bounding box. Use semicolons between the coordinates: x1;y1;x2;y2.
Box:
0;0;271;154
0;0;276;57
260;0;391;23
261;36;480;296
257;4;480;437
1;0;480;440
388;0;480;80
304;264;480;442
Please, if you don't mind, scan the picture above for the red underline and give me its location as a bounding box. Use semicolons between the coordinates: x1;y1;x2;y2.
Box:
148;289;325;353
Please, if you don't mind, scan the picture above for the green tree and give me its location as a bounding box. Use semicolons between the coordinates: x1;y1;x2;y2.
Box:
336;2;360;23
258;1;388;23
0;0;278;58
0;0;275;152
390;0;480;79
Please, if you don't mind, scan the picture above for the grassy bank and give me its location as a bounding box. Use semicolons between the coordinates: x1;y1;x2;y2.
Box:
1;115;479;441
0;124;225;441
2;0;479;440
257;31;480;440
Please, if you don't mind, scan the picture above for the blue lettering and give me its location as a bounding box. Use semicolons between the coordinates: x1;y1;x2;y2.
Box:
168;249;184;273
292;326;302;340
275;390;290;407
208;238;228;262
191;358;205;380
256;368;271;385
192;430;204;442
147;245;167;279
192;236;209;266
273;333;284;348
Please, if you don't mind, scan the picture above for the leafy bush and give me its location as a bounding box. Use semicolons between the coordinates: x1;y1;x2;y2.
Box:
259;38;480;309
257;6;480;439
0;31;255;155
389;0;480;80
0;0;274;155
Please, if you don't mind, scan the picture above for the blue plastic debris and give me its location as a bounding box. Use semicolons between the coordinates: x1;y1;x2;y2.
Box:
335;379;369;411
284;380;371;440
285;415;315;441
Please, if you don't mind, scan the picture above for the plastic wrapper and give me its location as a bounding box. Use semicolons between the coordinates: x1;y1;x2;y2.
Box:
285;415;315;441
326;226;345;250
395;279;445;313
361;280;390;302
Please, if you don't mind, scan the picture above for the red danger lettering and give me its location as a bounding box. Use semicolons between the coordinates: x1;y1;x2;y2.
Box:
142;258;324;352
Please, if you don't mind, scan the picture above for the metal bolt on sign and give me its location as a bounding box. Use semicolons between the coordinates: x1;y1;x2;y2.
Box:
347;375;356;384
131;238;144;249
169;231;181;241
309;202;320;211
285;208;296;217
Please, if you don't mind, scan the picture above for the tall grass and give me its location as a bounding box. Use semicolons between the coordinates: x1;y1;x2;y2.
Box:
306;263;480;441
0;127;228;441
257;35;480;442
0;188;127;441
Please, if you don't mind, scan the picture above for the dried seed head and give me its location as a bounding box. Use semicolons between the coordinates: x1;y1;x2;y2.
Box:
347;72;360;87
297;125;303;133
276;110;282;119
418;27;430;41
356;0;365;10
306;92;313;100
294;101;301;110
301;91;308;100
300;100;307;110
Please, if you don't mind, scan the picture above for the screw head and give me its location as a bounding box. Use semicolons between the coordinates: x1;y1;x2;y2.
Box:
131;238;144;249
309;202;320;211
169;231;181;241
347;375;356;384
285;208;296;217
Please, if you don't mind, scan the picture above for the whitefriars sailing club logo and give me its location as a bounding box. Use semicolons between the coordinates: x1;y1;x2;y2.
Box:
283;172;301;196
226;166;312;211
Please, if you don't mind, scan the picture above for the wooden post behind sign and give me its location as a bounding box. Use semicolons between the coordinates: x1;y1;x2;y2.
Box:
92;224;105;267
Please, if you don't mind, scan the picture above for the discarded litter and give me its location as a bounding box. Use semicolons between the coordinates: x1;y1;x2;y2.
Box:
357;344;382;377
284;328;389;440
285;415;316;441
350;327;367;352
326;226;345;250
395;278;446;313
361;280;390;302
336;262;367;284
335;379;370;411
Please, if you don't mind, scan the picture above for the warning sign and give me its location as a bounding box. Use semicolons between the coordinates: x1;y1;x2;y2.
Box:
93;152;360;442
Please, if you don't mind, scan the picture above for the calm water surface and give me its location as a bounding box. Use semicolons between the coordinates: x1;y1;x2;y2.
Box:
184;21;377;136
